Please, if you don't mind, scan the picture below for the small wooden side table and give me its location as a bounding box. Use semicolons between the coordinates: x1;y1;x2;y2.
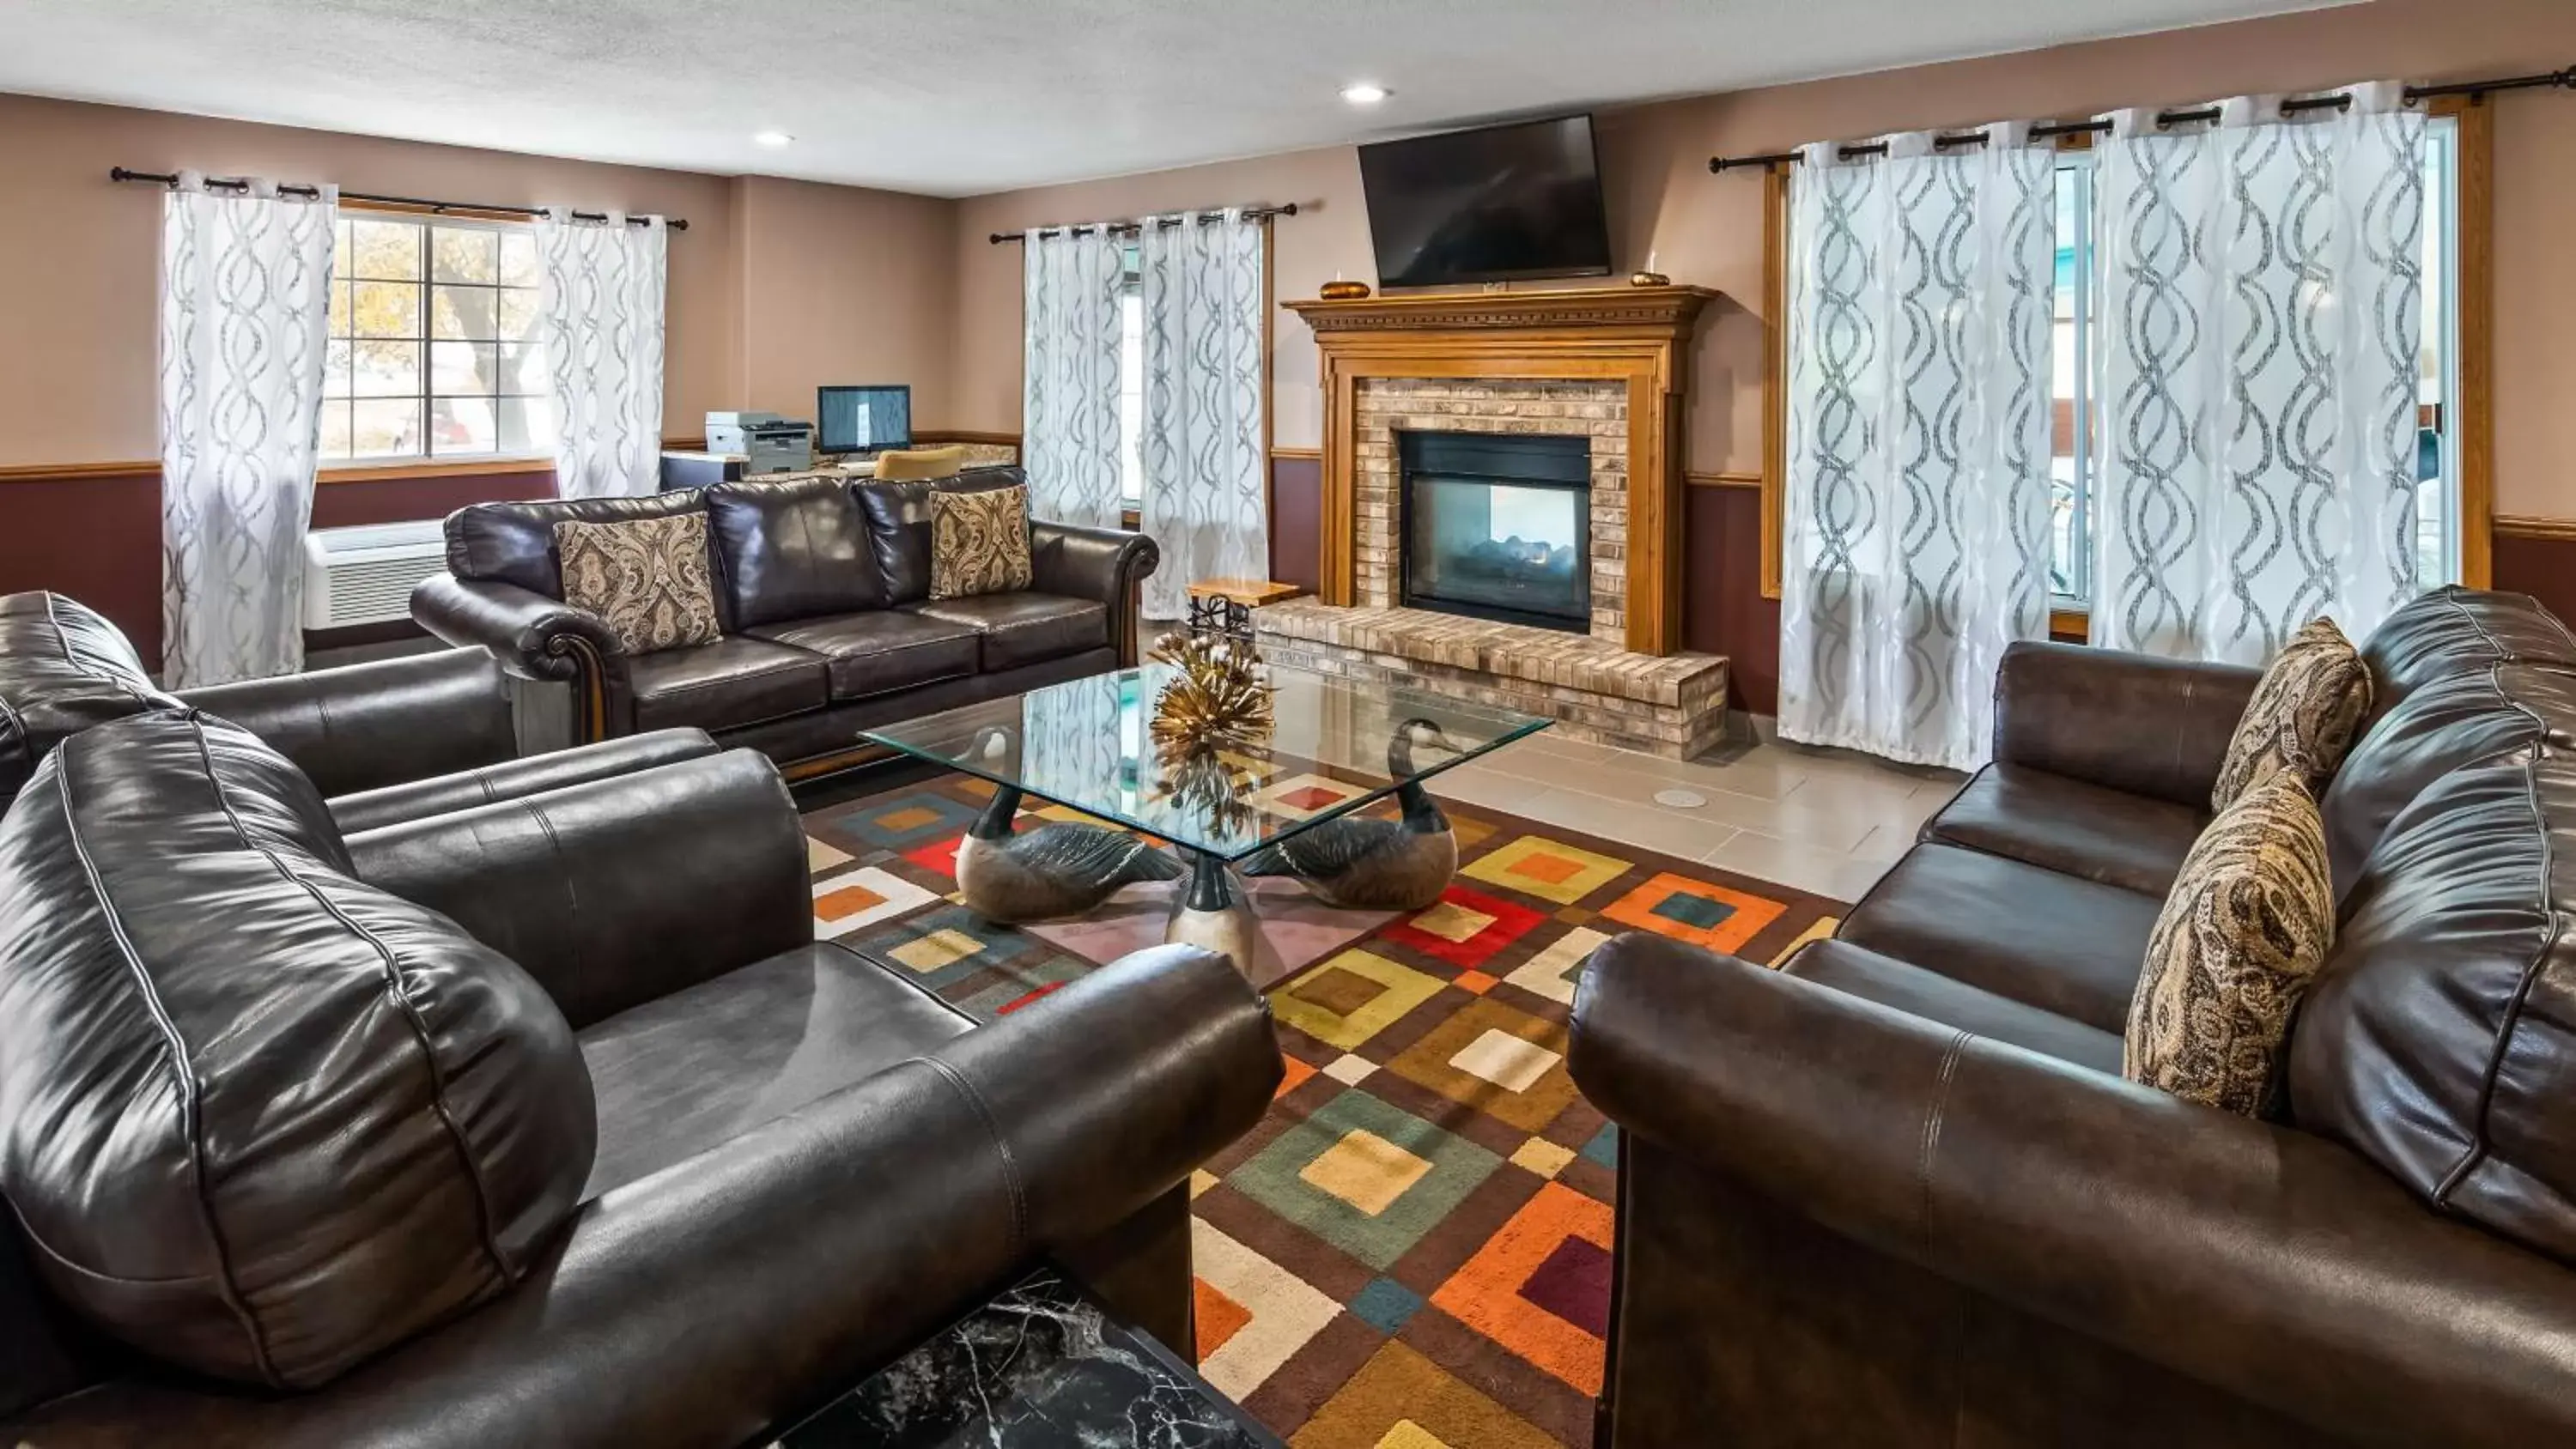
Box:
1185;578;1306;640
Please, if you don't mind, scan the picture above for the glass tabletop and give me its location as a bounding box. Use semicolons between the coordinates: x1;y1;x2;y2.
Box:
858;660;1552;862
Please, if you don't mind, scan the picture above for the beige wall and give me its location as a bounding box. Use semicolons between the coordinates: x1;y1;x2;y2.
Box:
730;175;959;427
0;93;960;467
951;0;2576;515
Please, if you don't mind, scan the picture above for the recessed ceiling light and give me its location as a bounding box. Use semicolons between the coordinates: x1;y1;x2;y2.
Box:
1340;82;1389;106
753;130;794;147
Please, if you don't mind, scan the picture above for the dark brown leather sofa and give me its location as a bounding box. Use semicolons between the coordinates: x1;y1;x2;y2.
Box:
1571;586;2576;1447
0;588;722;831
413;466;1157;776
0;711;1279;1447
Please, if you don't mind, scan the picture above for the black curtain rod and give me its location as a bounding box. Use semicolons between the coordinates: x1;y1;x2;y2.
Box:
107;167;689;230
988;202;1297;244
1707;64;2576;173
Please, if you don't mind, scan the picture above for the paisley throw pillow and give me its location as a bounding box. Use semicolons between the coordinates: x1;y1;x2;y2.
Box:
2124;769;2333;1117
553;513;722;654
2210;616;2372;812
928;483;1034;600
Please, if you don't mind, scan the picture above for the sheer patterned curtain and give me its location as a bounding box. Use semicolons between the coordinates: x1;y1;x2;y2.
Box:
540;208;666;500
1778;129;2057;772
1021;227;1126;528
2091;86;2427;662
1139;209;1268;618
158;172;337;688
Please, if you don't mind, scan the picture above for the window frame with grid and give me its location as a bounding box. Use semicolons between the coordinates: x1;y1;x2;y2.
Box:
323;209;551;469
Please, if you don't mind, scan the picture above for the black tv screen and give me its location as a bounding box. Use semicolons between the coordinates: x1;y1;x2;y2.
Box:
1358;115;1613;289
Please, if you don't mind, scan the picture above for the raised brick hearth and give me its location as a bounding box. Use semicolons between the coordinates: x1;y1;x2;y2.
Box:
1255;600;1731;755
1271;285;1733;757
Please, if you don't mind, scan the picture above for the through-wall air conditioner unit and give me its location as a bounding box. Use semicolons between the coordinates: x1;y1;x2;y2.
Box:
301;521;448;630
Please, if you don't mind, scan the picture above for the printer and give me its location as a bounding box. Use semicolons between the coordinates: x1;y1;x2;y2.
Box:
705;410;814;475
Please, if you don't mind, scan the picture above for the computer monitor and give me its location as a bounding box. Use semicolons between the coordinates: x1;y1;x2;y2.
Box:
817;385;913;455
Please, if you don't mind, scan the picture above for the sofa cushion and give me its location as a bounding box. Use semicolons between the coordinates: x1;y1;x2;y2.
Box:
0;591;179;803
0;711;594;1388
1838;843;2160;1034
742;611;981;701
1784;938;2123;1073
445;491;706;602
577;941;972;1197
907;593;1109;673
854;466;1027;605
2292;754;2576;1264
1921;762;2204;896
2210;616;2372;810
704;474;889;627
2322;661;2576;900
622;637;829;733
2124;770;2334;1118
553;513;724;654
2360;585;2576;723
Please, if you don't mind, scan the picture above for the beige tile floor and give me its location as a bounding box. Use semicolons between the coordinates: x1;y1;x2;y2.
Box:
1430;720;1965;903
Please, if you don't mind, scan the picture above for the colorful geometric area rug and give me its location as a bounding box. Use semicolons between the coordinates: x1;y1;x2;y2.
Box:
802;771;1848;1448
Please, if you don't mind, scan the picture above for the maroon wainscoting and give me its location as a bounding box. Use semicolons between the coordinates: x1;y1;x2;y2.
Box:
312;467;554;530
2492;530;2576;625
0;464;556;664
1685;482;1779;715
1268;453;1321;592
0;468;165;657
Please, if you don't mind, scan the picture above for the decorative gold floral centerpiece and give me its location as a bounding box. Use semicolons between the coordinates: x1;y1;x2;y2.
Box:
1147;631;1276;835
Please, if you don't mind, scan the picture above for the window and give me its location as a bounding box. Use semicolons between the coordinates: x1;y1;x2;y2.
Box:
1117;242;1145;506
323;213;551;464
2046;114;2467;608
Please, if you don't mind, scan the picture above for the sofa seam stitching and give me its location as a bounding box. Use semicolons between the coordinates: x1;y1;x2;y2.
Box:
2438;759;2556;1204
524;797;584;999
1917;1029;1970;1258
912;1054;1027;1256
56;728;282;1384
187;712;517;1290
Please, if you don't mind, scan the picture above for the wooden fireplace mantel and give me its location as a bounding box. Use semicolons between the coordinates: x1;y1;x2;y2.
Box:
1284;283;1722;656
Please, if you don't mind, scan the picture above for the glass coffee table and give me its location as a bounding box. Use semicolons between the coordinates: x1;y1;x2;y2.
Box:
860;662;1550;986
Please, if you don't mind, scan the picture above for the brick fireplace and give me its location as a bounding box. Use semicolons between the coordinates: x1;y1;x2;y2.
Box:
1259;285;1735;757
1366;383;1625;637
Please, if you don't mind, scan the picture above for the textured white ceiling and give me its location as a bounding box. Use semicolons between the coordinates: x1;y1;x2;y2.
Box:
0;0;2352;197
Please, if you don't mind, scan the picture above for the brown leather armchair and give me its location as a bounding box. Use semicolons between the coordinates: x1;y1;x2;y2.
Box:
0;589;724;830
414;466;1158;775
1571;587;2576;1447
0;714;1280;1446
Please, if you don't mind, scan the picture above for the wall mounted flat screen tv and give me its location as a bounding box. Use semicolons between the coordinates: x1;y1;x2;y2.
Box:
1357;114;1613;289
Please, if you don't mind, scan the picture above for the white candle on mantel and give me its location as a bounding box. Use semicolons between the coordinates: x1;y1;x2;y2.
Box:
1647;251;1659;272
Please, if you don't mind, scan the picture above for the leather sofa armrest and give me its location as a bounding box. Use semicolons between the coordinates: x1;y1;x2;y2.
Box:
1030;522;1160;665
1991;640;2260;808
344;749;811;1029
176;648;516;797
2;946;1280;1449
327;727;720;837
1569;931;2576;1448
412;573;623;684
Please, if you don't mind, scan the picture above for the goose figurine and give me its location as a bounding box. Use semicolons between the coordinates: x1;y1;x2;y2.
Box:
1241;718;1457;911
952;730;1182;924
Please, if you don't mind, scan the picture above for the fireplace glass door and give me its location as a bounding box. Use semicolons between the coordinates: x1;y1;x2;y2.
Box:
1400;431;1590;632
